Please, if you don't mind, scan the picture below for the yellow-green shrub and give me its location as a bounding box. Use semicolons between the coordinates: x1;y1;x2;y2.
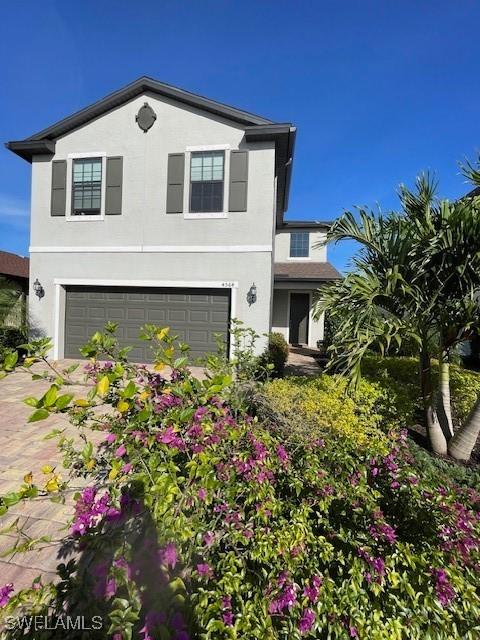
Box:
263;375;392;454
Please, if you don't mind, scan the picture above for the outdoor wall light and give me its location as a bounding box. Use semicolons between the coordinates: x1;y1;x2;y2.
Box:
33;278;45;299
247;283;257;306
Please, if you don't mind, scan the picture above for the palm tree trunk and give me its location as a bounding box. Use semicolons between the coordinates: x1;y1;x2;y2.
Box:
436;351;454;440
420;347;448;455
448;397;480;461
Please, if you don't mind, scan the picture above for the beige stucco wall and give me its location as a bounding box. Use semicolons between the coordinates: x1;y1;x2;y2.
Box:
274;228;327;262
28;91;277;355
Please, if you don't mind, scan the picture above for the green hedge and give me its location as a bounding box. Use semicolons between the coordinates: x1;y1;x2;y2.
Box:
362;355;480;427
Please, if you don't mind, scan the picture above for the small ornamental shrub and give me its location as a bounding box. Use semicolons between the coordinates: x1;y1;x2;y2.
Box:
259;332;289;378
0;329;479;639
262;375;394;454
0;327;26;360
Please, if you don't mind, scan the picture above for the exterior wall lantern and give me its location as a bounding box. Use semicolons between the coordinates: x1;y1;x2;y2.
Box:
33;278;45;299
247;283;257;306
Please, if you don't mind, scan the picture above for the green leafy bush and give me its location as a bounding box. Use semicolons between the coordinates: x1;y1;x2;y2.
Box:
259;332;289;378
0;332;480;639
0;327;26;361
362;355;480;427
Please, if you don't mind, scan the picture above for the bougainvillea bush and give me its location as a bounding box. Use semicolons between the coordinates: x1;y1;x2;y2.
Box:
0;327;479;639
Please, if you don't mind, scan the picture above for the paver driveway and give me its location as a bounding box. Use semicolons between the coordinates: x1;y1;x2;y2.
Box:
0;360;97;589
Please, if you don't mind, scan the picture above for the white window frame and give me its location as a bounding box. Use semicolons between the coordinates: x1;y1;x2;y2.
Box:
66;152;107;222
184;144;230;219
288;231;311;260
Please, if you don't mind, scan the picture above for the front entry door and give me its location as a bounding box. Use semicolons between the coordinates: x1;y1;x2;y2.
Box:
289;293;310;344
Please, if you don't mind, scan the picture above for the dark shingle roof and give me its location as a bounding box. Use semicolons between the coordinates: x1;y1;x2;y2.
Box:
0;251;29;280
274;262;341;281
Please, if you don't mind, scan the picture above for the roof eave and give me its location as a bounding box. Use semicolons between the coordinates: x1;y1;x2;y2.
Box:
5;139;55;163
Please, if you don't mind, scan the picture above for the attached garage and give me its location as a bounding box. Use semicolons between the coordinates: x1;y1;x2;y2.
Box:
64;286;230;362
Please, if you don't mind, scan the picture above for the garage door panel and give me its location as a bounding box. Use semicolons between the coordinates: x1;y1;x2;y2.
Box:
65;286;229;361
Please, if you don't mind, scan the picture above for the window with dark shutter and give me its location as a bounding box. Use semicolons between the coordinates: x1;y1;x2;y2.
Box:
189;151;224;213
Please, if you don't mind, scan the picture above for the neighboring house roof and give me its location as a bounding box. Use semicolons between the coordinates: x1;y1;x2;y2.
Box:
274;262;341;281
279;220;333;229
5;76;296;221
0;251;29;280
466;186;480;198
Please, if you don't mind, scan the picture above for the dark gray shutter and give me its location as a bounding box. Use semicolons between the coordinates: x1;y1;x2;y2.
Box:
51;160;67;216
229;150;248;212
166;153;185;213
105;156;123;215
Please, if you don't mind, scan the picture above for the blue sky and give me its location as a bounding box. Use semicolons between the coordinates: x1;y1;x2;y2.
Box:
1;0;479;272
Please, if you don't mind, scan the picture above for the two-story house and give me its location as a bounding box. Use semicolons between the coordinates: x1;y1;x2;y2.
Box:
6;77;340;361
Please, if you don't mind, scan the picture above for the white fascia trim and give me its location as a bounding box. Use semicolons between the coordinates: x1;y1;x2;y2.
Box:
54;278;239;289
30;245;272;253
186;144;230;151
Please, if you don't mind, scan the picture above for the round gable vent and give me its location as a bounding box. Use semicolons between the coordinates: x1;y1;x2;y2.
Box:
136;102;157;133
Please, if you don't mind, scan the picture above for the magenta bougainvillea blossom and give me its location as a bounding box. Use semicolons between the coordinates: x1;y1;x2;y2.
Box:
0;584;14;607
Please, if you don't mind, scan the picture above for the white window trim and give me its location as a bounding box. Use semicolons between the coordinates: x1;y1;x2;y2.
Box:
66;152;107;221
184;146;231;219
53;278;238;360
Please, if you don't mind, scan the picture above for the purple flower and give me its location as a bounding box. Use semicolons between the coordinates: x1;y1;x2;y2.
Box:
196;563;213;579
197;488;207;501
159;543;178;569
268;582;297;614
431;568;455;607
122;462;133;473
203;531;215;547
0;584;14;607
276;445;289;464
349;627;359;638
156;426;184;450
303;575;322;603
105;578;117;598
115;444;127;457
71;487;110;536
222;611;234;626
298;609;315;634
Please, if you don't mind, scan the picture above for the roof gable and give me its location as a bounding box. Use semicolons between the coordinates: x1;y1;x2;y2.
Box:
5;76;296;220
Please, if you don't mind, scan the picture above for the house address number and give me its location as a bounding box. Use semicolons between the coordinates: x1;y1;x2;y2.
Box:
221;282;235;288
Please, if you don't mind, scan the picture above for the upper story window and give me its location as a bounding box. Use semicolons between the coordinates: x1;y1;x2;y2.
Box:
290;232;310;258
190;151;224;213
72;158;102;216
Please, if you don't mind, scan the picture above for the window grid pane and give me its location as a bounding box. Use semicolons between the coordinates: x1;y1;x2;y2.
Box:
190;151;224;212
290;232;310;257
71;158;102;215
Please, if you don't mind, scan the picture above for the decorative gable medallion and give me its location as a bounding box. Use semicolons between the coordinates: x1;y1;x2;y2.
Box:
136;102;157;133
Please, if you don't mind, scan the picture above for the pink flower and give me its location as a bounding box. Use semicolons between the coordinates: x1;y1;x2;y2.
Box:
159;542;178;569
105;578;117;598
431;568;455;607
115;444;126;457
223;611;234;626
122;462;133;473
349;627;359;638
276;445;289;464
105;433;117;444
203;531;215;547
0;584;14;607
298;609;315;634
196;563;213;579
303;575;322;603
197;488;207;501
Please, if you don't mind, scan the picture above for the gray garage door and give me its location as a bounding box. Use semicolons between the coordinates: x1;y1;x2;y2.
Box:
64;286;230;362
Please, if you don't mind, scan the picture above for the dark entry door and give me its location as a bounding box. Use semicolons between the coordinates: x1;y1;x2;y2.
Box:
289;293;310;344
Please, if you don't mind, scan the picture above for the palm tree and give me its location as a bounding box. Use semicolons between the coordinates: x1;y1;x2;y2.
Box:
0;276;26;328
315;165;480;459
